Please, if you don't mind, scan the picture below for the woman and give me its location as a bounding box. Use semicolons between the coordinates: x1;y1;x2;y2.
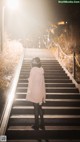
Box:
26;57;46;130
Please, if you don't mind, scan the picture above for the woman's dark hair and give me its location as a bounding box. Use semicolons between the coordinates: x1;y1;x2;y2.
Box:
31;57;41;68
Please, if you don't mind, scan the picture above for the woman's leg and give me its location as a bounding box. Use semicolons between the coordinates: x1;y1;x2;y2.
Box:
39;104;44;128
33;103;39;128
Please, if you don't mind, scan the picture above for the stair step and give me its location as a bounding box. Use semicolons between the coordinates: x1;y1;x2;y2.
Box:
22;67;63;70
12;106;80;109
20;74;68;77
7;125;80;130
11;106;80;115
16;92;80;95
7;140;45;142
17;83;75;87
23;60;59;63
19;77;70;80
6;125;80;140
13;99;80;106
22;64;61;67
15;98;80;102
9;115;80;126
18;79;72;83
23;59;57;61
16;93;80;99
20;72;67;76
22;63;61;66
21;69;64;71
21;69;64;72
16;88;78;93
19;75;69;78
22;60;56;61
46;88;79;93
7;140;80;142
17;87;76;89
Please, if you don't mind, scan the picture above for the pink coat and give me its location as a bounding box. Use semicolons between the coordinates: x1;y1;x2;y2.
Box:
26;67;46;104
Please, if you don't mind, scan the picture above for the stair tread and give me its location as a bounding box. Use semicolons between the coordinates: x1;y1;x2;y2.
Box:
18;83;74;84
7;141;40;142
16;92;80;95
12;106;80;109
8;125;80;130
7;140;80;142
19;78;71;80
17;87;76;89
10;115;80;118
15;99;80;102
17;86;77;89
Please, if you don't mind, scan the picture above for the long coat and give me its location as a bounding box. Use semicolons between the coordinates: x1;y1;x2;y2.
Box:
26;67;46;104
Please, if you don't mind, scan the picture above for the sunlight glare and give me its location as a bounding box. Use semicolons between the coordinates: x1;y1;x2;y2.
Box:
6;0;19;10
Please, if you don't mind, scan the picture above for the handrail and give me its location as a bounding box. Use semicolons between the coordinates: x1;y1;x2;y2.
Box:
53;41;80;82
47;40;54;49
56;42;80;68
54;42;72;58
0;49;24;135
75;56;80;67
56;55;80;92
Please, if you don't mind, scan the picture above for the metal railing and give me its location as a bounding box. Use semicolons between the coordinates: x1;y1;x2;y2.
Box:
53;42;80;82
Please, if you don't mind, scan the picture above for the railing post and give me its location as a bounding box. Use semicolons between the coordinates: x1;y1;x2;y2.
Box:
73;51;76;79
58;46;59;58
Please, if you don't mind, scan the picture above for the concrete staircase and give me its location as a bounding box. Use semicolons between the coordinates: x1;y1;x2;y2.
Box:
6;49;80;142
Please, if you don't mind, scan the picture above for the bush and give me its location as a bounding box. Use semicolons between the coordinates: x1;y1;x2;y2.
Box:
0;40;23;118
52;27;80;82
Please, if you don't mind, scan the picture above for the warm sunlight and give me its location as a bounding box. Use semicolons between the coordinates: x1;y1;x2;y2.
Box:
6;0;20;10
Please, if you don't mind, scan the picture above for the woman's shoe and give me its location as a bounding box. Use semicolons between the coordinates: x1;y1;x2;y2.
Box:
39;124;45;130
32;125;39;130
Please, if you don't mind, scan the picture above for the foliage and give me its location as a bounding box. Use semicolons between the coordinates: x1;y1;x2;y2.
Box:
52;26;80;82
0;40;23;90
0;38;23;118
